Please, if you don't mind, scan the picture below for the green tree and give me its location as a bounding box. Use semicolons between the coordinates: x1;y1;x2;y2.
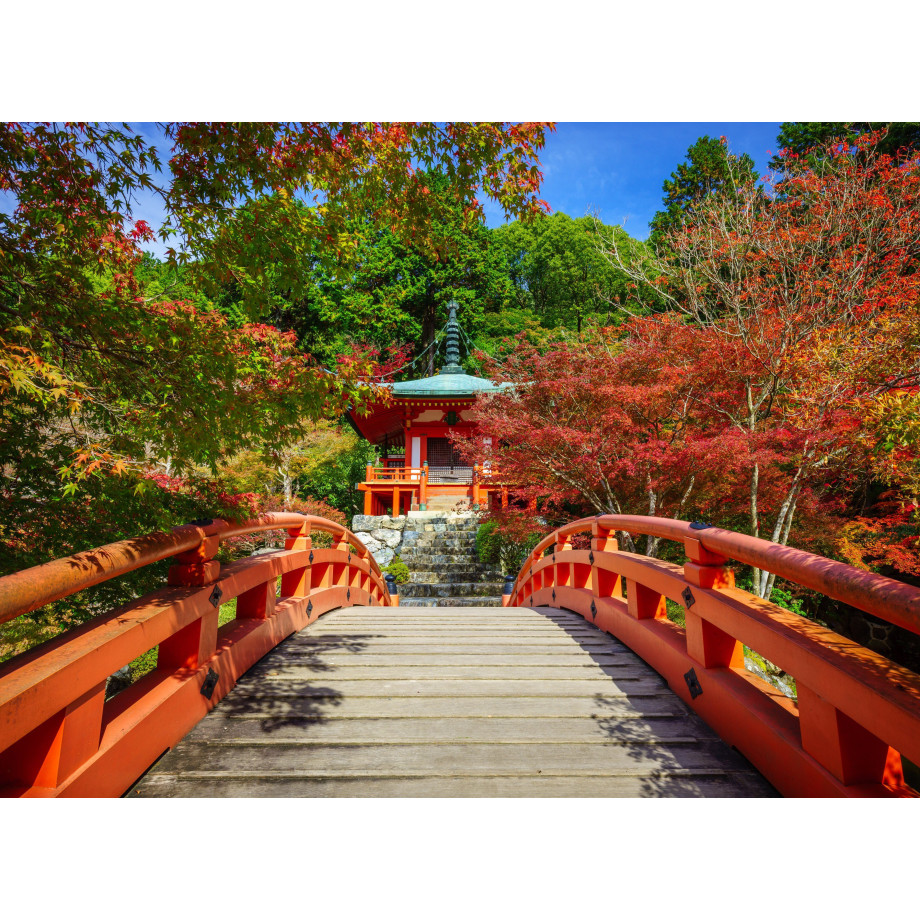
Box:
649;136;757;250
268;171;517;373
494;213;651;332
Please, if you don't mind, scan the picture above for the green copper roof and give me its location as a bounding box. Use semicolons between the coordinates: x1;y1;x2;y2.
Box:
390;372;508;398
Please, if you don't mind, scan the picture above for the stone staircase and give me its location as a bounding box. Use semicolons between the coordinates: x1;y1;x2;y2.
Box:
399;515;505;607
350;512;505;607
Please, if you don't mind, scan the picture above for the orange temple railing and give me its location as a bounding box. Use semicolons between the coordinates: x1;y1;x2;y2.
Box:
0;514;395;798
505;514;920;798
360;464;508;513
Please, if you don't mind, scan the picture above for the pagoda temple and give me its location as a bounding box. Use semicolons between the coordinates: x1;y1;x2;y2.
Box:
347;303;510;516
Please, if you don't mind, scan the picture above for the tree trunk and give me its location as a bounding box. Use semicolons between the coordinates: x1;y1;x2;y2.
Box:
750;462;762;595
645;484;660;557
280;469;293;508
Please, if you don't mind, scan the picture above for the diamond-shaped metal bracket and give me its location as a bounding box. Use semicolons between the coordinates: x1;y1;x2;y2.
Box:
681;586;696;608
590;600;597;620
552;588;556;602
689;521;711;531
307;599;313;614
201;668;219;700
309;550;314;564
589;550;595;565
684;668;703;700
208;584;223;608
347;587;351;601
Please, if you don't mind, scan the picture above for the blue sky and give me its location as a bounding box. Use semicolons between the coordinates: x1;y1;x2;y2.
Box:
480;122;783;238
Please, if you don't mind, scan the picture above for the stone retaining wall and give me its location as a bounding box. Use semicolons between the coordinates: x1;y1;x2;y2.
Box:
351;513;475;568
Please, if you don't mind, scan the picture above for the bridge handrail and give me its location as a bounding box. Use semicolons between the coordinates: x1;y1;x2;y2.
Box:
525;514;920;636
0;512;383;626
510;513;920;797
0;513;394;797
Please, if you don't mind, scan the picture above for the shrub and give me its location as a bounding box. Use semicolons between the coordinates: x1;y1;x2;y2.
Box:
383;554;410;584
476;518;543;575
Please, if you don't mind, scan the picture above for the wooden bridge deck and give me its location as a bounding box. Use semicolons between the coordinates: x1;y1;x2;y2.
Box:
131;606;776;797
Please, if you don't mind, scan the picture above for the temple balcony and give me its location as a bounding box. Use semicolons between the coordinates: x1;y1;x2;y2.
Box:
357;463;509;516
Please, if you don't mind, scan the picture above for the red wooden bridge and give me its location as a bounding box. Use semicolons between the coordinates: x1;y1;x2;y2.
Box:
1;512;918;797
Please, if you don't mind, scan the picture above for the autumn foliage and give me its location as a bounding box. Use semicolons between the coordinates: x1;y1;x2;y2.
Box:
465;134;920;591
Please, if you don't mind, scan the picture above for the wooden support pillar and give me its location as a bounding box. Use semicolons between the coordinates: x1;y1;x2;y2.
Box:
236;581;277;620
798;685;903;787
682;537;741;669
591;520;621;600
168;533;221;587
392;486;400;517
159;610;218;671
0;681;106;790
281;523;312;597
626;579;667;620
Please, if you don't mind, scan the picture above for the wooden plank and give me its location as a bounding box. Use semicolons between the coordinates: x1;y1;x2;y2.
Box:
147;739;758;777
132;772;776;798
200;694;689;721
183;716;712;744
247;663;656;681
282;637;616;648
251;652;636;667
222;678;668;697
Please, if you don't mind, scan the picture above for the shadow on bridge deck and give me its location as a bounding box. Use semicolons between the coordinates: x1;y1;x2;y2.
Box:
129;605;777;798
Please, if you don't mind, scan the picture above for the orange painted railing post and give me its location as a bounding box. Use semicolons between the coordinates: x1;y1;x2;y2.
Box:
281;521;313;598
0;679;107;790
161;522;222;670
392;486;400;517
420;462;428;510
682;535;742;669
625;580;667;620
167;523;222;587
797;685;903;787
591;519;621;600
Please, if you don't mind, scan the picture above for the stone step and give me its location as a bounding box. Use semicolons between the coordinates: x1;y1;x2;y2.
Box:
403;572;502;586
400;582;505;598
399;596;504;608
416;524;480;533
403;562;496;575
399;550;488;569
412;538;478;550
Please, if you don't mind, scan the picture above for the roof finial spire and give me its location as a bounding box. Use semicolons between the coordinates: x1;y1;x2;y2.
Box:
442;301;463;374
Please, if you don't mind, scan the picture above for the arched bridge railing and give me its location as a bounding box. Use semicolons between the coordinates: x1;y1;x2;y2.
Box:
0;513;395;798
506;515;920;798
